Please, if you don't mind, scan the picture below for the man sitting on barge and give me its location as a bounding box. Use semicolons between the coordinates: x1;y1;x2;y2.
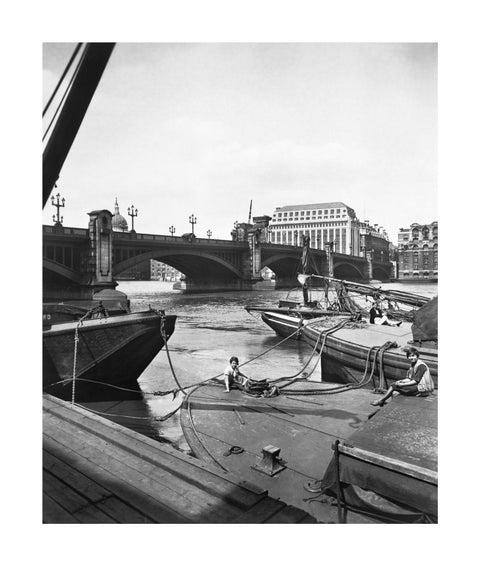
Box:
371;347;434;406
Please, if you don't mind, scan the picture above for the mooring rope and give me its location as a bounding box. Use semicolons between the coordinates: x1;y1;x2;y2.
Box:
280;341;398;396
70;306;108;404
269;318;351;387
151;322;305;397
158;311;187;395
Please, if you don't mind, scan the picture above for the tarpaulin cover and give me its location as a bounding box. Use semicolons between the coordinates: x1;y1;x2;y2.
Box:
321;453;437;522
321;394;438;522
412;296;438;343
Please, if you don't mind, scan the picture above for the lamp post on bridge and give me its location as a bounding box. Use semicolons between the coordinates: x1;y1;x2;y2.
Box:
128;205;138;233
267;226;272;243
51;192;65;226
169;225;176;238
234;220;239;241
294;230;298;247
207;229;212;240
189;214;197;236
316;235;321;249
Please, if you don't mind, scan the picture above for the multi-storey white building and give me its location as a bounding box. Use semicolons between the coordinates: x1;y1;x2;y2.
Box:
269;202;365;255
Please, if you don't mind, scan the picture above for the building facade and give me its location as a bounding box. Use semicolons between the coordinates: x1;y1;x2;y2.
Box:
269;202;389;257
359;220;391;263
150;260;183;281
397;222;438;280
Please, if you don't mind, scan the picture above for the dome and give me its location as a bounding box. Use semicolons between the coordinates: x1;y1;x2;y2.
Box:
112;198;128;232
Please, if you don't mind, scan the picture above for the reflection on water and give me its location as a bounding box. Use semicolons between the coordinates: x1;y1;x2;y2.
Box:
116;280;438;450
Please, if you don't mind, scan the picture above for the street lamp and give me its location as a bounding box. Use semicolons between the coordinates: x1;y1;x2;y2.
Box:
294;230;298;247
234;220;239;241
316;235;321;249
207;229;212;240
169;225;176;237
189;214;197;235
267;226;272;243
51;192;65;225
128;205;138;232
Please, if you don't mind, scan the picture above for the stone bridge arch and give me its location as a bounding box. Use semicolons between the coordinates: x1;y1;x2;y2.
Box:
43;258;84;283
260;252;303;277
372;265;392;280
260;252;310;289
332;261;364;280
113;249;243;280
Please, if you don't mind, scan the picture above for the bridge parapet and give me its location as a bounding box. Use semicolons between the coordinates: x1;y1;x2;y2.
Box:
112;231;247;248
43;226;89;237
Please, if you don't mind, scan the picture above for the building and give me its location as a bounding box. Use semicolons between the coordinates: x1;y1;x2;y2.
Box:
268;202;389;257
359;220;391;263
112;198;129;232
150;260;182;282
231;215;272;243
397;222;438;280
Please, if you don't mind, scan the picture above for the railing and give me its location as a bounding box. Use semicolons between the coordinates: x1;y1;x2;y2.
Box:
112;232;247;246
43;225;88;237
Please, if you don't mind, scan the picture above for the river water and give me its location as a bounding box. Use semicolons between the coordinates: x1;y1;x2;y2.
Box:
116;279;438;450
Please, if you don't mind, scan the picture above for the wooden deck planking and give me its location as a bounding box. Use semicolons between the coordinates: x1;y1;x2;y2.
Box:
44;446;158;523
44;432;189;523
44;395;267;510
43;493;80;523
43;469;117;523
43;394;314;523
231;498;287;523
45;410;248;523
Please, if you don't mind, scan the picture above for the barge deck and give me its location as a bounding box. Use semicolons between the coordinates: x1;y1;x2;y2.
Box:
43;394;315;523
180;381;437;523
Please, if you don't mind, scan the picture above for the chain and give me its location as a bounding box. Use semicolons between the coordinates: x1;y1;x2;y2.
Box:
70;306;107;405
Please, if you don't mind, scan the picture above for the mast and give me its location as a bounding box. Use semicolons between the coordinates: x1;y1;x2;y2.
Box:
43;43;115;207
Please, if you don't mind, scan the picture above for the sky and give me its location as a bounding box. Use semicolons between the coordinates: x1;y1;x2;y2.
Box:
42;42;437;241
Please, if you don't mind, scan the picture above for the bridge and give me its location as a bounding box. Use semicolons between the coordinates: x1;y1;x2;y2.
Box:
43;210;393;299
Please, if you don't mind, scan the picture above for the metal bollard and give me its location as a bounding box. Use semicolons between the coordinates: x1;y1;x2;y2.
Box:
251;444;286;476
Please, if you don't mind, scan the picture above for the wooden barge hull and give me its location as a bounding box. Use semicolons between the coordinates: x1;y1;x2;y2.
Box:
43;311;176;402
260;311;438;388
